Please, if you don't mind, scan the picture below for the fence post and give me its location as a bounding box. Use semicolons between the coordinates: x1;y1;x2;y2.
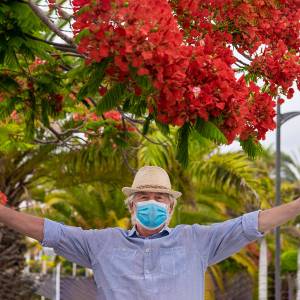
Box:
259;237;268;300
56;262;61;300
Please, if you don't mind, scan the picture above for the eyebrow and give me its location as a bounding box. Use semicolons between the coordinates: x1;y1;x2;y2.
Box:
136;193;168;197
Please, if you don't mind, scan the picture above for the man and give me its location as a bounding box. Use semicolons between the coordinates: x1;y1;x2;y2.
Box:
0;165;299;300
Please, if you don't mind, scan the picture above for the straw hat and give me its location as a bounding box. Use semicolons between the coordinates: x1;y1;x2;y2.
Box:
122;166;182;198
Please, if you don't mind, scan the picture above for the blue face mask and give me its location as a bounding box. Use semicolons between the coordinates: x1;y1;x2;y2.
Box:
135;200;169;230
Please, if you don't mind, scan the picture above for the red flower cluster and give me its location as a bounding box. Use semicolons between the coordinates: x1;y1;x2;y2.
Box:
73;112;101;121
73;110;135;132
250;41;300;97
172;0;300;53
0;192;7;206
72;0;297;143
103;110;122;121
103;110;136;131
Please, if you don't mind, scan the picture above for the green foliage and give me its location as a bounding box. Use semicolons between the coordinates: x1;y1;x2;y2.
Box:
0;123;36;152
240;137;263;159
219;257;247;274
155;120;170;135
142;114;152;135
39;184;130;229
123;93;148;116
194;117;227;144
129;68;154;94
96;82;127;114
175;123;191;168
77;59;111;100
281;250;298;274
0;2;50;67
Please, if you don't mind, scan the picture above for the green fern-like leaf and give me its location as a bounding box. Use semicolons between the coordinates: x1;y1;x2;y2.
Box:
142;114;152;135
240;137;263;159
0;75;20;92
155;120;170;135
41;99;50;127
124;94;147;116
194;118;227;144
24;109;35;141
0;97;17;120
176;123;191;168
96;82;127;114
129;68;153;93
77;59;111;100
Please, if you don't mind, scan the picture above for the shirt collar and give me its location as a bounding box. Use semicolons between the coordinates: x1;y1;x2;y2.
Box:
128;224;171;238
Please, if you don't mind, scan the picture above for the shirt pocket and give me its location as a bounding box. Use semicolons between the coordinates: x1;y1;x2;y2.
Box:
111;247;138;276
93;247;140;290
159;246;187;276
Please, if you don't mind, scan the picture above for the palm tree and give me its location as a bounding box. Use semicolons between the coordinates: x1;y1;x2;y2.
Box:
28;183;131;230
0;145;56;300
0;136;133;299
24;141;134;228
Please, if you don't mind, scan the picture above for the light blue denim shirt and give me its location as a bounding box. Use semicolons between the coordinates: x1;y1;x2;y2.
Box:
40;210;264;300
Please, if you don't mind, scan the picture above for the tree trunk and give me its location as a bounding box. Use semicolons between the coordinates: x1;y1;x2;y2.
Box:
0;223;36;300
297;246;300;300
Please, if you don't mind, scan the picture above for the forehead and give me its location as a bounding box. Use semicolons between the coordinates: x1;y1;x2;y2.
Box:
134;191;169;198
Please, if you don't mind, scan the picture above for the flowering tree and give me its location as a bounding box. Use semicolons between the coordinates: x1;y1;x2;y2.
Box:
0;0;299;165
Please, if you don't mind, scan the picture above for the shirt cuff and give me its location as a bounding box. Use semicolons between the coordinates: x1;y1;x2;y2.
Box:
242;210;265;241
41;218;62;248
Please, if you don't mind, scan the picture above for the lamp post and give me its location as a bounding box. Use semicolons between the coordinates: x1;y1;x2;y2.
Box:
275;100;300;300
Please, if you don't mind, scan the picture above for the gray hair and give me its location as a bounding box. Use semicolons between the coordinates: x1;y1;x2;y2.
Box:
124;193;177;226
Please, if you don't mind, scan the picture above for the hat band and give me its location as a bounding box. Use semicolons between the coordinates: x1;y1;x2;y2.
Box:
134;185;170;190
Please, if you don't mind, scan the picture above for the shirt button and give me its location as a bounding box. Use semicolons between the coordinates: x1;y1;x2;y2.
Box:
145;269;150;274
145;248;151;253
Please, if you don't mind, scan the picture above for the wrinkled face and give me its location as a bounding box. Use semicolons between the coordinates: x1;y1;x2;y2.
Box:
130;191;173;214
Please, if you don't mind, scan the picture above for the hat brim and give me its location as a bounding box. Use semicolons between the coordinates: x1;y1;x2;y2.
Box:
122;187;182;199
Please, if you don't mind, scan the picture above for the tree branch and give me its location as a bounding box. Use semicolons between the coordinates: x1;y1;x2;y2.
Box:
235;58;249;67
117;109;145;124
27;0;75;46
27;35;84;57
119;110;168;146
121;149;137;176
24;33;76;50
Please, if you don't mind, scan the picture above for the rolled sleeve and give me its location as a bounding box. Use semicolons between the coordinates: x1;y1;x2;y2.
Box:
41;218;62;248
198;210;265;266
242;210;265;240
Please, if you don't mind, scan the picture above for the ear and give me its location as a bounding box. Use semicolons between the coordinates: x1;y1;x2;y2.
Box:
129;201;135;213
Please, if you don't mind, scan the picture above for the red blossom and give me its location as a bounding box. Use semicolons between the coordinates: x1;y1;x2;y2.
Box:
99;86;108;96
104;110;122;121
48;0;56;10
0;192;7;205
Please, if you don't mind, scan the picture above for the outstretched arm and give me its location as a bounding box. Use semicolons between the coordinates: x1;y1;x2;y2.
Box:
0;203;44;242
0;201;110;268
258;197;300;233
